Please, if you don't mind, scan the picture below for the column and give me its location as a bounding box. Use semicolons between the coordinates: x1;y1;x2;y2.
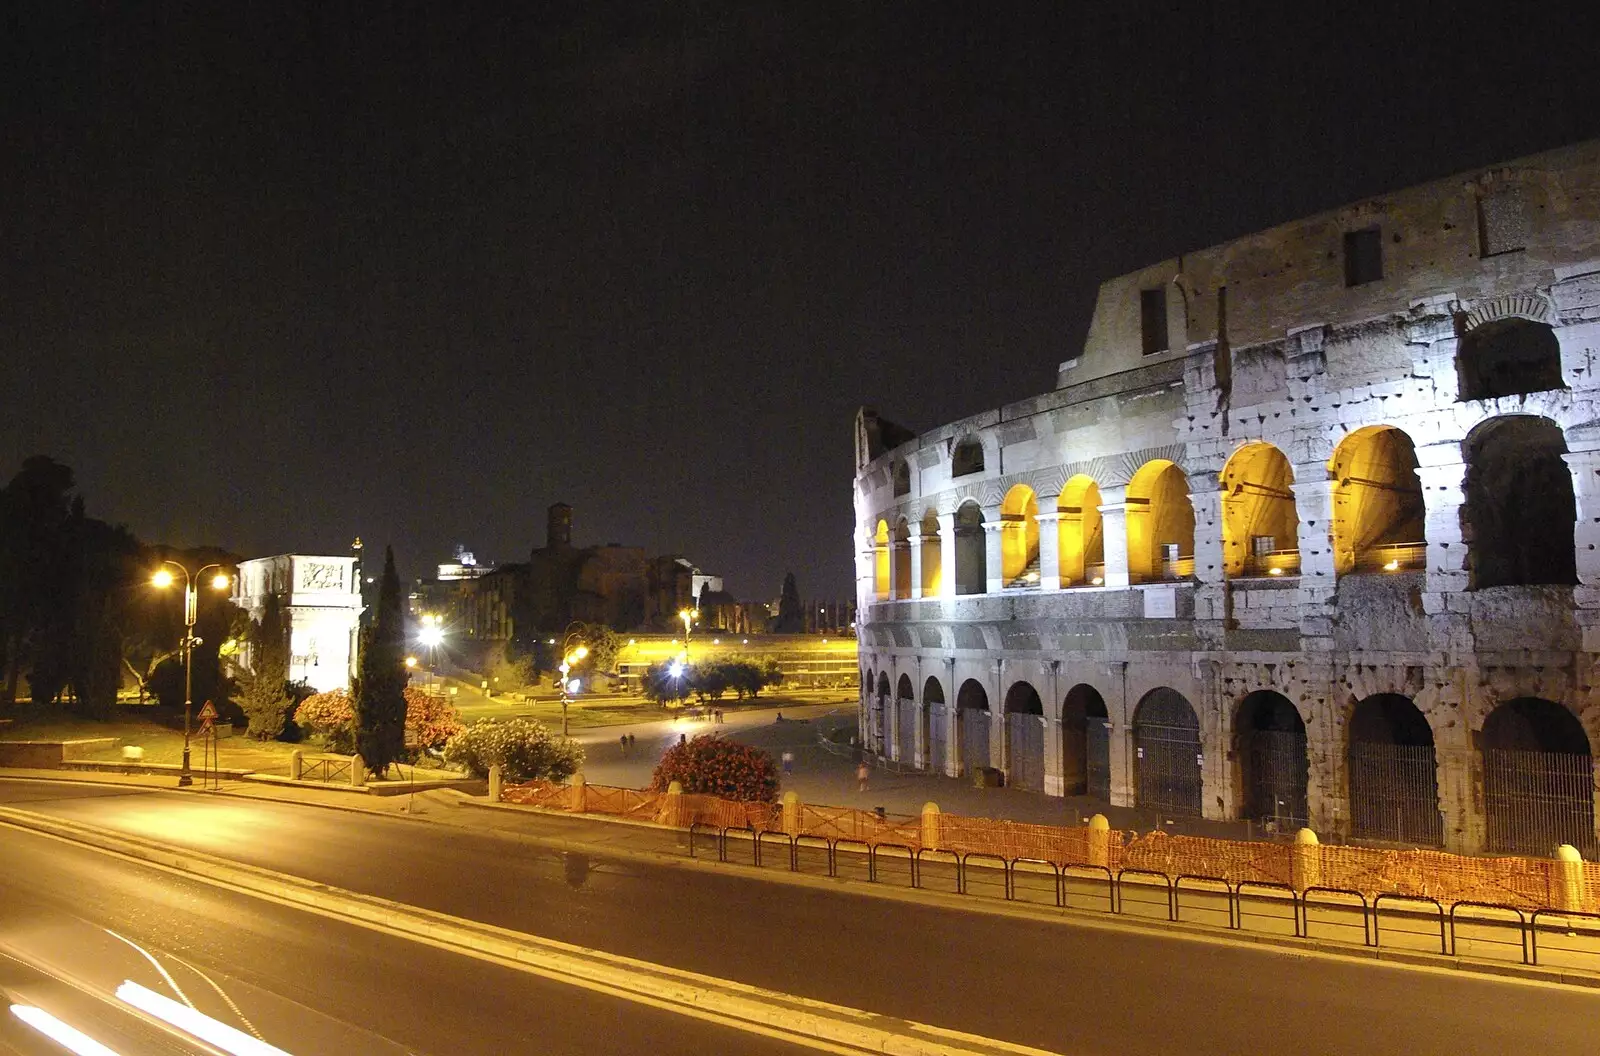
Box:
937;512;958;599
943;659;959;777
1565;446;1600;654
983;505;1005;594
908;533;925;599
990;658;1005;771
1035;503;1063;591
1107;661;1134;808
1413;447;1471;656
1291;466;1337;640
1098;485;1132;588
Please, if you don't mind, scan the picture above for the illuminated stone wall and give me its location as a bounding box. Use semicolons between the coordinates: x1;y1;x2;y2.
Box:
853;139;1600;853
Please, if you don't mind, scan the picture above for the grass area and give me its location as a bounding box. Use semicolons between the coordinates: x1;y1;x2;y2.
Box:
453;688;854;728
0;712;307;773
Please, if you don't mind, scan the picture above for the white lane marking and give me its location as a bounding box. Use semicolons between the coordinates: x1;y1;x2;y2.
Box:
101;929;195;1010
10;1003;125;1056
171;954;266;1041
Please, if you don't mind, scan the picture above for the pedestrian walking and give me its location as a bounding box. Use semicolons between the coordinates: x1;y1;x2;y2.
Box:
626;733;636;751
856;759;870;793
781;750;794;775
619;734;629;756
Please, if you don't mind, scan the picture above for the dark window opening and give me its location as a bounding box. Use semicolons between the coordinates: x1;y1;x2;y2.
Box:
1140;288;1169;356
891;460;910;496
1457;318;1564;401
1343;227;1383;287
1462;415;1576;589
951;438;985;477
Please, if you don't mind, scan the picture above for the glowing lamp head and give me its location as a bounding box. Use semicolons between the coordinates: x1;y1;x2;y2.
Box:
210;573;231;591
667;660;685;679
573;645;589;661
405;656;418;668
566;678;581;694
1383;559;1400;572
151;569;175;588
1091;576;1104;586
1268;566;1284;576
418;626;444;647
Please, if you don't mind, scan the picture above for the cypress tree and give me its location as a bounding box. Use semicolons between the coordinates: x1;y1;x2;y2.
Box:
355;546;407;776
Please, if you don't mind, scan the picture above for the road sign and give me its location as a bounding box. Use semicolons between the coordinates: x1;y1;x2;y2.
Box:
197;700;218;728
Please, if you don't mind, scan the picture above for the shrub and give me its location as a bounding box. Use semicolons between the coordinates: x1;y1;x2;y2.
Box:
650;736;779;802
292;687;463;757
443;717;584;782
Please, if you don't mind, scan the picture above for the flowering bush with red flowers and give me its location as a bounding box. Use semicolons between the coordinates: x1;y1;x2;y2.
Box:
650;736;779;802
293;687;462;756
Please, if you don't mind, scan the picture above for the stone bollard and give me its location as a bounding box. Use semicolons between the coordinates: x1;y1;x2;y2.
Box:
1291;828;1321;892
570;771;587;812
350;754;365;788
1086;813;1110;869
289;750;303;781
782;790;802;837
488;764;503;803
1554;844;1586;912
921;802;942;852
660;779;685;827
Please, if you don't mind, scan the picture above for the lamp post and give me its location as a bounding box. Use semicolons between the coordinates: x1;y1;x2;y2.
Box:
417;614;443;696
151;561;231;787
558;626;589;737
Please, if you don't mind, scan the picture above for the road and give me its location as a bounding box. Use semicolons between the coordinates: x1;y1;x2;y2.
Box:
2;778;1598;1055
0;801;809;1055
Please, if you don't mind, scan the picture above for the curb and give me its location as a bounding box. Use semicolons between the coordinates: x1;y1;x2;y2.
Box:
0;805;1058;1056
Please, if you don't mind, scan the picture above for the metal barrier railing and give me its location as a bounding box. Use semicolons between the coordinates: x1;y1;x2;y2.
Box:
682;825;1598;972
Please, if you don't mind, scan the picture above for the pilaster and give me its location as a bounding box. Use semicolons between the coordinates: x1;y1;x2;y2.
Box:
1098;485;1132;588
1035;507;1063;590
982;507;1005;594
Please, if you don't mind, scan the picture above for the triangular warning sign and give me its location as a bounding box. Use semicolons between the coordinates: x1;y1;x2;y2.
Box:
197;701;218;722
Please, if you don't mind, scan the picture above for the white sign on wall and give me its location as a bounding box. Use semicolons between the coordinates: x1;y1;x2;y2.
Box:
1143;586;1177;619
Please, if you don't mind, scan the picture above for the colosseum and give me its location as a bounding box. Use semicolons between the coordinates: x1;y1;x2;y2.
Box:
852;138;1600;856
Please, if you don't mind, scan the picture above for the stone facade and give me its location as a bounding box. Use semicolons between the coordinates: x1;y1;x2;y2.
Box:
233;554;362;692
853;139;1600;854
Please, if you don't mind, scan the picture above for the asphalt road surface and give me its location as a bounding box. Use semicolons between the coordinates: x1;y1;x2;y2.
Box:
0;809;809;1055
3;779;1598;1055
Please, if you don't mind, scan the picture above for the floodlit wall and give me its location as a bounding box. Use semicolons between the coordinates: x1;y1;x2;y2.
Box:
853;139;1600;854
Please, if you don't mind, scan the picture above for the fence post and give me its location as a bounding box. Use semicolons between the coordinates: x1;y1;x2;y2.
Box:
921;802;941;852
1291;827;1320;892
1553;844;1586;912
350;754;365;787
782;790;802;836
1087;813;1110;869
660;780;684;827
289;750;303;781
570;771;587;812
488;764;503;803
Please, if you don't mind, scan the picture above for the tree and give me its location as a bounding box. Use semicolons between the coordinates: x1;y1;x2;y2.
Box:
236;594;291;740
354;546;408;776
774;571;803;633
0;457;77;703
571;621;620;675
639;660;691;705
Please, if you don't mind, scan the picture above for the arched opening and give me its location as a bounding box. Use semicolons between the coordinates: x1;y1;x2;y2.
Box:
1057;475;1104;587
874;671;890;755
872;520;891;600
894;674;916;765
1457;318;1565;402
1061;683;1109;798
1482;697;1595;855
920;510;942;596
1132;688;1202;816
1003;681;1045;792
1330;426;1425;574
862;667;875;748
1126;460;1194;582
1347;694;1442;846
954;502;987;595
1234;691;1308;828
924;676;947;773
956;679;991;775
1220;444;1300;578
1462;416;1576;589
1001;484;1040;587
892;459;911;496
892;518;913;600
952;436;985;477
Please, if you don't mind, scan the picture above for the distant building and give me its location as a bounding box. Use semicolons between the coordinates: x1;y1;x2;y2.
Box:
233;554;362;692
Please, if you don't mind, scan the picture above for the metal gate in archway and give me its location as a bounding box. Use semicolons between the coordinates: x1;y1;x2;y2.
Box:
897;703;918;767
1007;713;1045;792
1348;742;1443;846
1087;720;1111;799
960;709;991;774
1247;729;1309;829
1134;692;1202;816
1484;748;1597;856
928;708;949;774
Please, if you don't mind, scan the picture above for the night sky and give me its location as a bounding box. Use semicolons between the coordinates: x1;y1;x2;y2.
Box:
6;4;1600;599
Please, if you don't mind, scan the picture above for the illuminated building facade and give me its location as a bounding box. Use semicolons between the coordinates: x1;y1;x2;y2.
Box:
854;140;1600;854
233;554;362;692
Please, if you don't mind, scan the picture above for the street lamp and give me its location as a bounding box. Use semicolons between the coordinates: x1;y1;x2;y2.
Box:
415;614;444;695
558;627;589;737
150;560;231;787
